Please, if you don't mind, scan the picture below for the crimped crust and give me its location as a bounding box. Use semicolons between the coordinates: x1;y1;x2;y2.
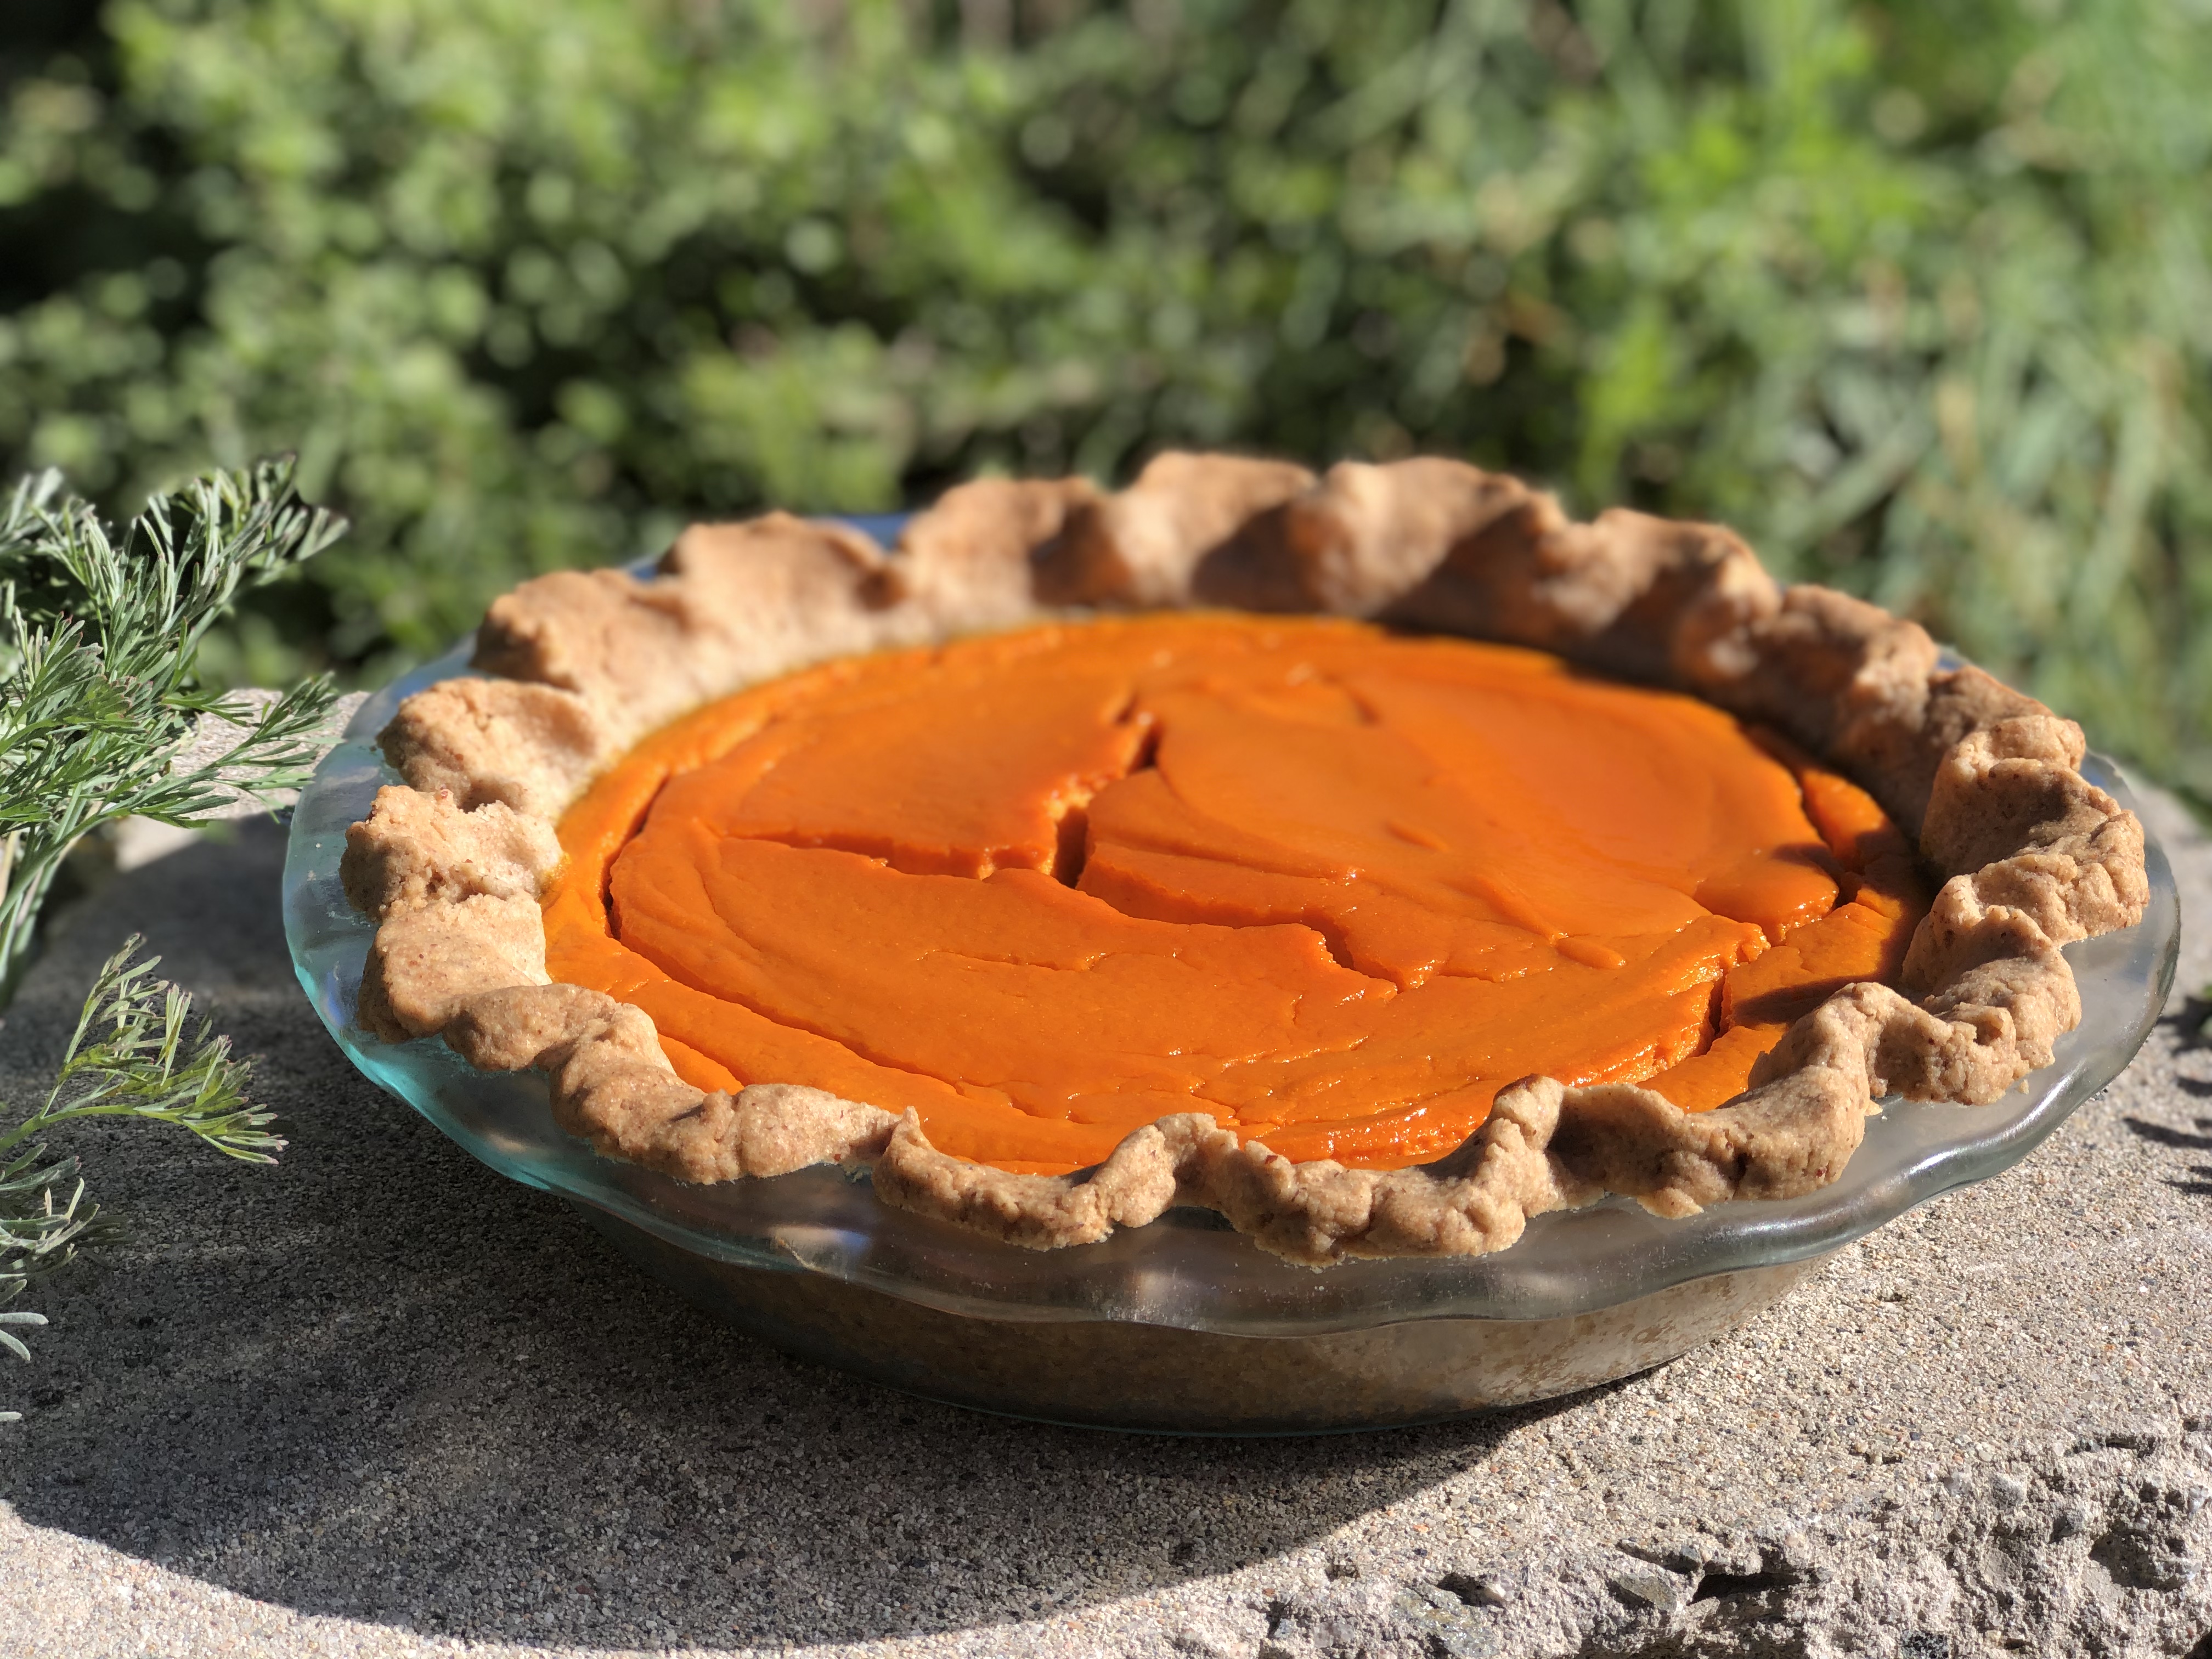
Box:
341;452;2149;1265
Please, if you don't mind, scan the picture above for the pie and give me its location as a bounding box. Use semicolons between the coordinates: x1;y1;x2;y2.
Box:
339;454;2149;1263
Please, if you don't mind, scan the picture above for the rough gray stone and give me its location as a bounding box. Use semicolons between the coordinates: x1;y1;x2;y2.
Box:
109;689;370;870
173;689;371;818
0;778;2210;1658
1605;1570;1689;1613
1436;1571;1511;1609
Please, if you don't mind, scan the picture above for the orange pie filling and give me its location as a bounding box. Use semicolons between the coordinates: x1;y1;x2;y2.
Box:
541;615;1928;1176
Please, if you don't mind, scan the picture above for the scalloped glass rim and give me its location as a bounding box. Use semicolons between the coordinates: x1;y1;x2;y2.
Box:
282;551;2179;1339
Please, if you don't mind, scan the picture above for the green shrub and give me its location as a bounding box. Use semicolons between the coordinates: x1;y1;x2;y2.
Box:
4;0;2209;785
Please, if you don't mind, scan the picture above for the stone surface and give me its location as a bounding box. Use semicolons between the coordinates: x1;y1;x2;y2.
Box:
1;776;2210;1658
109;690;371;872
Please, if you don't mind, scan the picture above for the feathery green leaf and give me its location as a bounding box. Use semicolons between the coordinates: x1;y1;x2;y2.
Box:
1;937;283;1406
0;458;346;1000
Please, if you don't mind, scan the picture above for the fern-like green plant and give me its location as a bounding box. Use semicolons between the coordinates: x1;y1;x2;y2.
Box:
1;936;284;1420
0;457;345;1001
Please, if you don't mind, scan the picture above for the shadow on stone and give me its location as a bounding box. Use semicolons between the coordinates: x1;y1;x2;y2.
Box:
2120;1116;2212;1198
0;823;1583;1649
2161;1000;2212;1052
2123;1116;2212;1149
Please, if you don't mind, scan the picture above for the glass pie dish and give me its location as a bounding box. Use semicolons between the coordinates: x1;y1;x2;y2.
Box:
283;555;2179;1435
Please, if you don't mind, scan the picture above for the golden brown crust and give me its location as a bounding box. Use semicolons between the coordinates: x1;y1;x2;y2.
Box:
377;677;615;820
473;511;906;747
344;453;2151;1265
356;894;549;1043
1278;457;1541;617
874;476;1100;627
342;785;562;917
1033;450;1316;608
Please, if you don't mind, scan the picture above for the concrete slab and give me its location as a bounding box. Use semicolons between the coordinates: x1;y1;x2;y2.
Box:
2;785;2209;1658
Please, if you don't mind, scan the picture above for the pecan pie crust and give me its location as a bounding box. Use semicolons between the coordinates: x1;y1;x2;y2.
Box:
340;455;2148;1264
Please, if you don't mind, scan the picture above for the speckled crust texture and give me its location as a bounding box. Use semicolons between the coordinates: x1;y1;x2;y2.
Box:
342;452;2150;1265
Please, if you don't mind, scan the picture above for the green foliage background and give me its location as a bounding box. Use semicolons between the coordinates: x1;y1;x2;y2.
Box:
5;0;2210;786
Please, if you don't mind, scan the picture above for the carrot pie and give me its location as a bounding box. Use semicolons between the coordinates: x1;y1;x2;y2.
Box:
340;455;2148;1263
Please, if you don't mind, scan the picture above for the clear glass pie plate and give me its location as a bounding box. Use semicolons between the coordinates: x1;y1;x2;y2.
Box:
283;577;2178;1434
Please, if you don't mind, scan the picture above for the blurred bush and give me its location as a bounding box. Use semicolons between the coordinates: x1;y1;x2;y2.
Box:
3;0;2209;785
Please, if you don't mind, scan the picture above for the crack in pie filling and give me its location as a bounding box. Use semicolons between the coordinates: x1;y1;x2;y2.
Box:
341;453;2148;1263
